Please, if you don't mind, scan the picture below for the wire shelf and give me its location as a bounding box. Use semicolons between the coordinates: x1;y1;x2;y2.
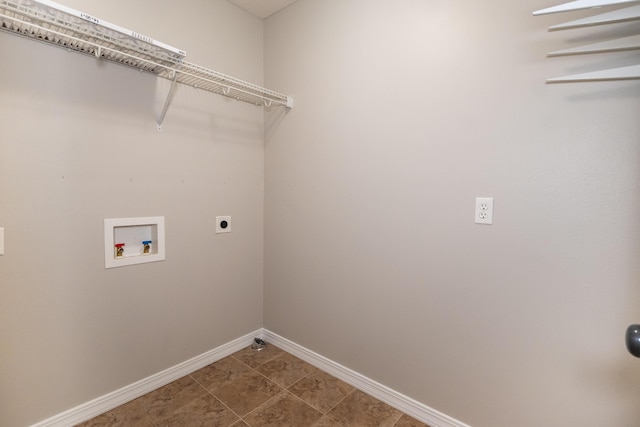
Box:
0;0;293;128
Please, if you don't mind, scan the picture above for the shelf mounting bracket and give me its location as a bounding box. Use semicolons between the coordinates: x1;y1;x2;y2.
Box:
157;69;179;132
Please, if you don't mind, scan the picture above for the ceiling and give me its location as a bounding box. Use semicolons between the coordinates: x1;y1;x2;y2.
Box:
228;0;298;19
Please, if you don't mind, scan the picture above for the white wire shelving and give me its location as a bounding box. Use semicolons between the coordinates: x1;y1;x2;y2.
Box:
0;0;293;130
533;0;640;83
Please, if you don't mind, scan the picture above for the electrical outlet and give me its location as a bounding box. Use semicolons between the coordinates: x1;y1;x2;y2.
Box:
475;197;494;225
216;216;231;234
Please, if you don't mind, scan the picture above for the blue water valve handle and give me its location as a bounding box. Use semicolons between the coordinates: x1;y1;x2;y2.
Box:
142;240;152;244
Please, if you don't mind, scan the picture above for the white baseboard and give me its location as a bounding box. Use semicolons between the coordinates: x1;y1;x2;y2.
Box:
30;329;261;427
31;328;471;427
261;329;472;427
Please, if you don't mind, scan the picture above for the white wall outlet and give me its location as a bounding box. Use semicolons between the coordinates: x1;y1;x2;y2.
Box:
216;216;231;234
475;197;494;225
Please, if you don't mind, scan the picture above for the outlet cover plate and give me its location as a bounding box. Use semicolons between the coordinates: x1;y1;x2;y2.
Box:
475;197;494;225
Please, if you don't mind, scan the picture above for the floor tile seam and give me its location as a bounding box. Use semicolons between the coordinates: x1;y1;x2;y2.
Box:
322;388;406;427
147;377;234;425
242;356;293;389
189;356;263;392
323;387;357;418
146;411;162;427
134;401;159;427
284;367;316;393
202;367;286;420
269;356;328;389
388;409;406;426
255;350;289;371
188;373;213;392
259;366;317;390
206;353;286;390
187;373;235;414
281;387;329;420
195;357;288;418
196;382;253;424
265;349;412;424
392;414;429;427
181;376;213;404
128;397;163;427
238;347;318;390
239;388;288;423
284;370;342;415
245;360;270;379
229;353;257;370
240;388;324;425
233;348;287;369
229;352;288;381
243;349;336;392
318;409;343;426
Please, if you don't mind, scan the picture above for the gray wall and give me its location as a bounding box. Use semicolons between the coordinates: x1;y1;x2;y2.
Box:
0;1;265;426
263;1;640;426
3;1;640;426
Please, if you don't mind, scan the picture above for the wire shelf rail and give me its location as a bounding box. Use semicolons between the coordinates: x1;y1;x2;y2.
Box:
0;0;293;129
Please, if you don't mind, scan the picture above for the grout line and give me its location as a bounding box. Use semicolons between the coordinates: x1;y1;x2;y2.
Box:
207;389;247;427
285;368;316;392
232;349;288;424
229;346;331;425
281;389;325;420
239;388;286;421
325;387;355;416
80;342;423;427
390;410;406;427
241;388;326;426
187;352;278;426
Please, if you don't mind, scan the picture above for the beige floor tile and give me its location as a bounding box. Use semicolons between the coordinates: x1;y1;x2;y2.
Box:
327;389;403;427
137;376;208;423
74;398;154;427
154;393;240;427
233;344;285;369
242;391;323;427
256;352;316;388
311;415;343;426
76;346;428;427
191;355;253;392
394;413;433;427
288;369;354;413
211;371;282;416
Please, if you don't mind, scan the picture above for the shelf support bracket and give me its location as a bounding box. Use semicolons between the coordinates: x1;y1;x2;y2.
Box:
157;70;179;132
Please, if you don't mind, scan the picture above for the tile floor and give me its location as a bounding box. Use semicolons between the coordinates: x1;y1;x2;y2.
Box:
77;343;432;427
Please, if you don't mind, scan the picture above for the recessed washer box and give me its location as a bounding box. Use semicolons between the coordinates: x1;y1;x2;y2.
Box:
104;217;165;269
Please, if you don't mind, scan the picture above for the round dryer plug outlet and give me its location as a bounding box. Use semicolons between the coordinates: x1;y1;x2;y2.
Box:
216;216;231;233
